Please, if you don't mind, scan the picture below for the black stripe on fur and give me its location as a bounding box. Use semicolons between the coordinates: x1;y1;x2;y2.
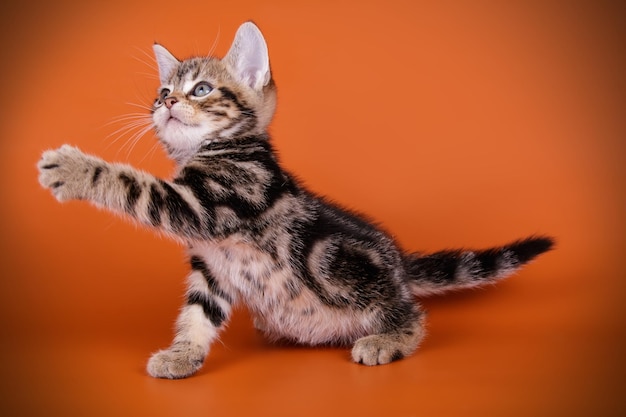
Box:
190;255;234;304
186;291;227;327
119;173;141;212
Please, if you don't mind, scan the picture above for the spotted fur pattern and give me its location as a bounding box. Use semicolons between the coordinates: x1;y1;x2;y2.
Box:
38;22;554;378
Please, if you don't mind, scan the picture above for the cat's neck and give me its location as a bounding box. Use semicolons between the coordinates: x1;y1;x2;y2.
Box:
199;134;271;151
169;133;272;167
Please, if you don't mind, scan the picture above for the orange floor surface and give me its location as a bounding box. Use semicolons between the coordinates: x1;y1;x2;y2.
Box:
1;1;625;416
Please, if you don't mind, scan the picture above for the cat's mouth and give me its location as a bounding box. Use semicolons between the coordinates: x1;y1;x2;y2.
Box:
166;115;191;127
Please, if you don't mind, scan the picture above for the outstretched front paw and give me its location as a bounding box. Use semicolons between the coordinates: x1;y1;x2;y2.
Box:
37;145;100;202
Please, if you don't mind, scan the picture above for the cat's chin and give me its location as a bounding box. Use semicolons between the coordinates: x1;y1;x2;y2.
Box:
157;129;206;162
158;121;208;144
165;117;192;129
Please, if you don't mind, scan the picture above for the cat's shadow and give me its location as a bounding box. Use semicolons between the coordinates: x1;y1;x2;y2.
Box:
228;288;508;373
143;287;516;378
417;283;521;353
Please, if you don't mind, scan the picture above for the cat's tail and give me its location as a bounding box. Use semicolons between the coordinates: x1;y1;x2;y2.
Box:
404;236;554;296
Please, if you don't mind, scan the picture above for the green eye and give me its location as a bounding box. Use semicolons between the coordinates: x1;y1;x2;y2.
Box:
192;82;212;97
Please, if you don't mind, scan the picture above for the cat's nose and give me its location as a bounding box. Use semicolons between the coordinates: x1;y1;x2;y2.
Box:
164;97;178;109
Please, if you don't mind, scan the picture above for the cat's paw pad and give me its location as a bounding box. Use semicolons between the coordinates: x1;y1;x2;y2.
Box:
37;145;94;201
147;346;206;379
351;335;409;366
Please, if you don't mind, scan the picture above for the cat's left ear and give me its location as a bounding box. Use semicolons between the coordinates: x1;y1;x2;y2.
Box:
153;44;180;85
224;22;271;90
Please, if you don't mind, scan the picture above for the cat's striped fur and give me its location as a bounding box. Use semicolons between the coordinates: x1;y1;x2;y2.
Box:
38;22;554;379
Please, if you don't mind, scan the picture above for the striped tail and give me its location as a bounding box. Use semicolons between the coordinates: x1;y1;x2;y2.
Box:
405;236;554;296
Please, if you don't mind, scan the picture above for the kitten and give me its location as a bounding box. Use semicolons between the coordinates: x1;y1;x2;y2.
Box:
38;22;554;379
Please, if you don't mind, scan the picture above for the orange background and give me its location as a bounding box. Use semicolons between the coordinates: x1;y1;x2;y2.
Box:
1;1;624;416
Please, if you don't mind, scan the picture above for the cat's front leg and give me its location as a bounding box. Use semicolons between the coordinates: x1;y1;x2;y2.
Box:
147;304;221;379
38;145;105;202
39;145;210;240
147;255;235;379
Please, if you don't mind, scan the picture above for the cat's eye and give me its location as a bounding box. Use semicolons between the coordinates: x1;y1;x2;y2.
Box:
159;88;171;101
191;82;213;97
154;88;171;107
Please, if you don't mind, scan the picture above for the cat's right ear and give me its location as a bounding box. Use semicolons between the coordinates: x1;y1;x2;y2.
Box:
224;22;271;91
153;44;180;85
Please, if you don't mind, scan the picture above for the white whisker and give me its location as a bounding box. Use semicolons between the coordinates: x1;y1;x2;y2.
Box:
139;140;163;164
107;112;151;120
102;105;155;159
132;46;158;72
136;71;160;81
123;123;154;157
207;25;221;58
125;102;154;112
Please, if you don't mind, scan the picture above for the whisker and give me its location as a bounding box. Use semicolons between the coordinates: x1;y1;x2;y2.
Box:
106;126;149;152
193;39;201;57
125;101;154;112
107;112;151;120
103;114;151;127
109;120;152;135
207;25;221;58
124;124;154;157
116;126;151;158
139;139;163;164
103;113;154;155
136;71;160;81
132;46;158;72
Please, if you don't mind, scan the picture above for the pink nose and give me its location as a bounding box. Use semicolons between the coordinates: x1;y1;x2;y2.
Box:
164;97;178;109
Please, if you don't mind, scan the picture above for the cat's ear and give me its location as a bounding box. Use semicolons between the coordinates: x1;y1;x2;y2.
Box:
224;22;271;90
153;44;180;85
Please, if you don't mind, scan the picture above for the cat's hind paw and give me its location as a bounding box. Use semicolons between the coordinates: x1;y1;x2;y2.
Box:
351;335;408;366
351;327;424;366
147;344;206;379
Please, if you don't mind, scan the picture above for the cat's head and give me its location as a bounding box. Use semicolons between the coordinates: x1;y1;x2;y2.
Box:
152;22;276;161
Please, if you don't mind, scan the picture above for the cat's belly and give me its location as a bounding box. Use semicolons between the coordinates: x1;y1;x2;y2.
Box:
253;295;375;345
190;239;376;345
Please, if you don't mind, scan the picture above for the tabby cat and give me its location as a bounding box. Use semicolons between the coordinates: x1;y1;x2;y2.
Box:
38;22;553;379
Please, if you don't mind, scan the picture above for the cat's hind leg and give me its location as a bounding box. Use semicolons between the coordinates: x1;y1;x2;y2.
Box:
147;257;234;379
351;311;426;366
